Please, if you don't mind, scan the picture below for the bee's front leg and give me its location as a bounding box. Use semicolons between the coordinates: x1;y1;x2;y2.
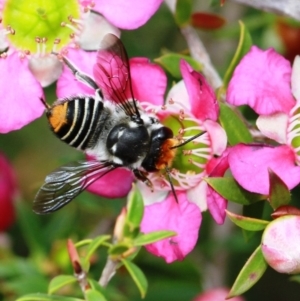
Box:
133;169;153;191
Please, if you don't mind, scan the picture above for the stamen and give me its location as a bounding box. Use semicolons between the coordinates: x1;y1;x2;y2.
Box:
61;21;81;35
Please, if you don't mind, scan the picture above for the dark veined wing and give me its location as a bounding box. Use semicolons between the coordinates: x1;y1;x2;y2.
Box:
93;33;140;119
33;160;117;214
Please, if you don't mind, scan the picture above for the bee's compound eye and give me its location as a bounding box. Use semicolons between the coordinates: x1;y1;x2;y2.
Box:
154;126;173;141
106;124;126;150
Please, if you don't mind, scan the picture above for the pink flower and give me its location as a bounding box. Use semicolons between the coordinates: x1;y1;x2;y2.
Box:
57;50;228;262
192;287;245;301
0;0;161;133
226;47;300;194
262;215;300;274
0;153;16;231
139;61;227;262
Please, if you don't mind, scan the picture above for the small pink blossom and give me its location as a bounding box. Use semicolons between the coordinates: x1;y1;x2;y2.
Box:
262;215;300;274
227;48;300;194
1;0;161;133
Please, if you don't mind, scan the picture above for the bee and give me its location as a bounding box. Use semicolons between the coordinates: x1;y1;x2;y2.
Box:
33;34;203;214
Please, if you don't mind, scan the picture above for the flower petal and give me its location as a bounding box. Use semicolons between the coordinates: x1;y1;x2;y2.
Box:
87;168;134;198
29;54;63;87
93;0;163;29
56;49;96;98
77;12;120;51
206;187;227;224
204;120;227;156
141;192;201;263
291;55;300;101
0;53;44;133
256;113;288;144
262;215;300;274
227;46;295;115
130;57;166;106
228;144;300;194
180;60;219;121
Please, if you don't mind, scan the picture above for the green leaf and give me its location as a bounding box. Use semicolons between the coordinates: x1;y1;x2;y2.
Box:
223;21;252;88
126;186;144;231
85;289;107;301
48;275;77;294
226;210;269;231
154;53;202;78
109;243;131;256
206;177;264;205
83;235;111;267
218;103;252;145
88;279;109;298
268;169;291;210
228;246;267;298
134;231;176;246
121;259;148;299
290;275;300;283
16;293;84;301
175;0;192;26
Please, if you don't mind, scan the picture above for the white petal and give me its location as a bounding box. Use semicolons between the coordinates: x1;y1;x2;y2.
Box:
292;55;300;101
136;182;168;206
77;12;120;51
166;80;191;111
256;113;288;144
187;181;208;212
29;55;62;87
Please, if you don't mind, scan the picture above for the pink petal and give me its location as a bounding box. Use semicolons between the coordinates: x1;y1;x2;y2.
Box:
56;49;97;99
262;215;300;274
204;120;227;156
180;60;219;121
227;46;295;115
93;0;163;29
141;192;201;263
87;168;134;198
206;187;227;224
0;53;44;133
206;151;230;224
130;57;166;106
256;113;288;144
228;144;300;195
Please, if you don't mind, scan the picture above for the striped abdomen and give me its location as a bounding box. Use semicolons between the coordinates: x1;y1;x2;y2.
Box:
47;96;104;151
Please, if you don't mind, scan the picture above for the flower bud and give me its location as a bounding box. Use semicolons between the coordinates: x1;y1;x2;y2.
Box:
261;215;300;274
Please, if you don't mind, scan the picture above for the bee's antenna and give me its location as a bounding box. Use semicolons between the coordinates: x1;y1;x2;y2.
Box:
166;167;179;203
40;98;51;109
170;131;206;149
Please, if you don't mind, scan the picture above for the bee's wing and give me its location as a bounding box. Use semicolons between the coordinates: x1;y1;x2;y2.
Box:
93;33;140;119
33;160;116;214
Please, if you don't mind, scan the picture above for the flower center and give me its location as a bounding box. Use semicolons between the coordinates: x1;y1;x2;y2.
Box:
143;100;212;191
2;0;80;54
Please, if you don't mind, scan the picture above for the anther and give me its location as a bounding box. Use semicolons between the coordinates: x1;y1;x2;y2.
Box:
0;52;7;58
